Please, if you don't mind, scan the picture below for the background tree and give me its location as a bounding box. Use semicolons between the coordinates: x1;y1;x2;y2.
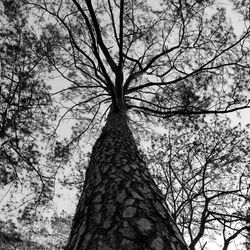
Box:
0;0;63;246
146;117;250;249
1;0;250;249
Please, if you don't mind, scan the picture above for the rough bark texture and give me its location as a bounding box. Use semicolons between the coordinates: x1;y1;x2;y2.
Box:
65;112;189;250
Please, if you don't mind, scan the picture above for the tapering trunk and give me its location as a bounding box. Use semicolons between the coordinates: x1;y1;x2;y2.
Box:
65;111;189;250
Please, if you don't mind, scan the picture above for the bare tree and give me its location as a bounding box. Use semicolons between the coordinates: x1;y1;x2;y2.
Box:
147;117;250;249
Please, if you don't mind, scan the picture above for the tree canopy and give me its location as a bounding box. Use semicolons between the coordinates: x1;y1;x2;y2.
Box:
146;117;249;249
0;0;58;209
24;0;250;126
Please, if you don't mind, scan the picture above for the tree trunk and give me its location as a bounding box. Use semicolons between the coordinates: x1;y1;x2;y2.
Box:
65;111;189;250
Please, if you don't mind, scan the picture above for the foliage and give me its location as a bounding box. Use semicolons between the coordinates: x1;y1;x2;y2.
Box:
146;117;250;249
22;0;250;136
0;0;61;241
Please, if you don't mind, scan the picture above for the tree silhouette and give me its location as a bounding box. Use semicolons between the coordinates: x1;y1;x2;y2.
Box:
1;0;250;249
25;0;250;125
147;117;250;249
0;0;59;228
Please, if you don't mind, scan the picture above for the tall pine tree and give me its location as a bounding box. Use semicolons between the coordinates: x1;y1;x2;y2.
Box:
12;0;250;249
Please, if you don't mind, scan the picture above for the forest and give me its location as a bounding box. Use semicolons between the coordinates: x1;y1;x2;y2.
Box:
0;0;250;249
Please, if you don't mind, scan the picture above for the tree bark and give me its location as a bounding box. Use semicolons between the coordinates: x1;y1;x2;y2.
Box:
65;111;189;250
